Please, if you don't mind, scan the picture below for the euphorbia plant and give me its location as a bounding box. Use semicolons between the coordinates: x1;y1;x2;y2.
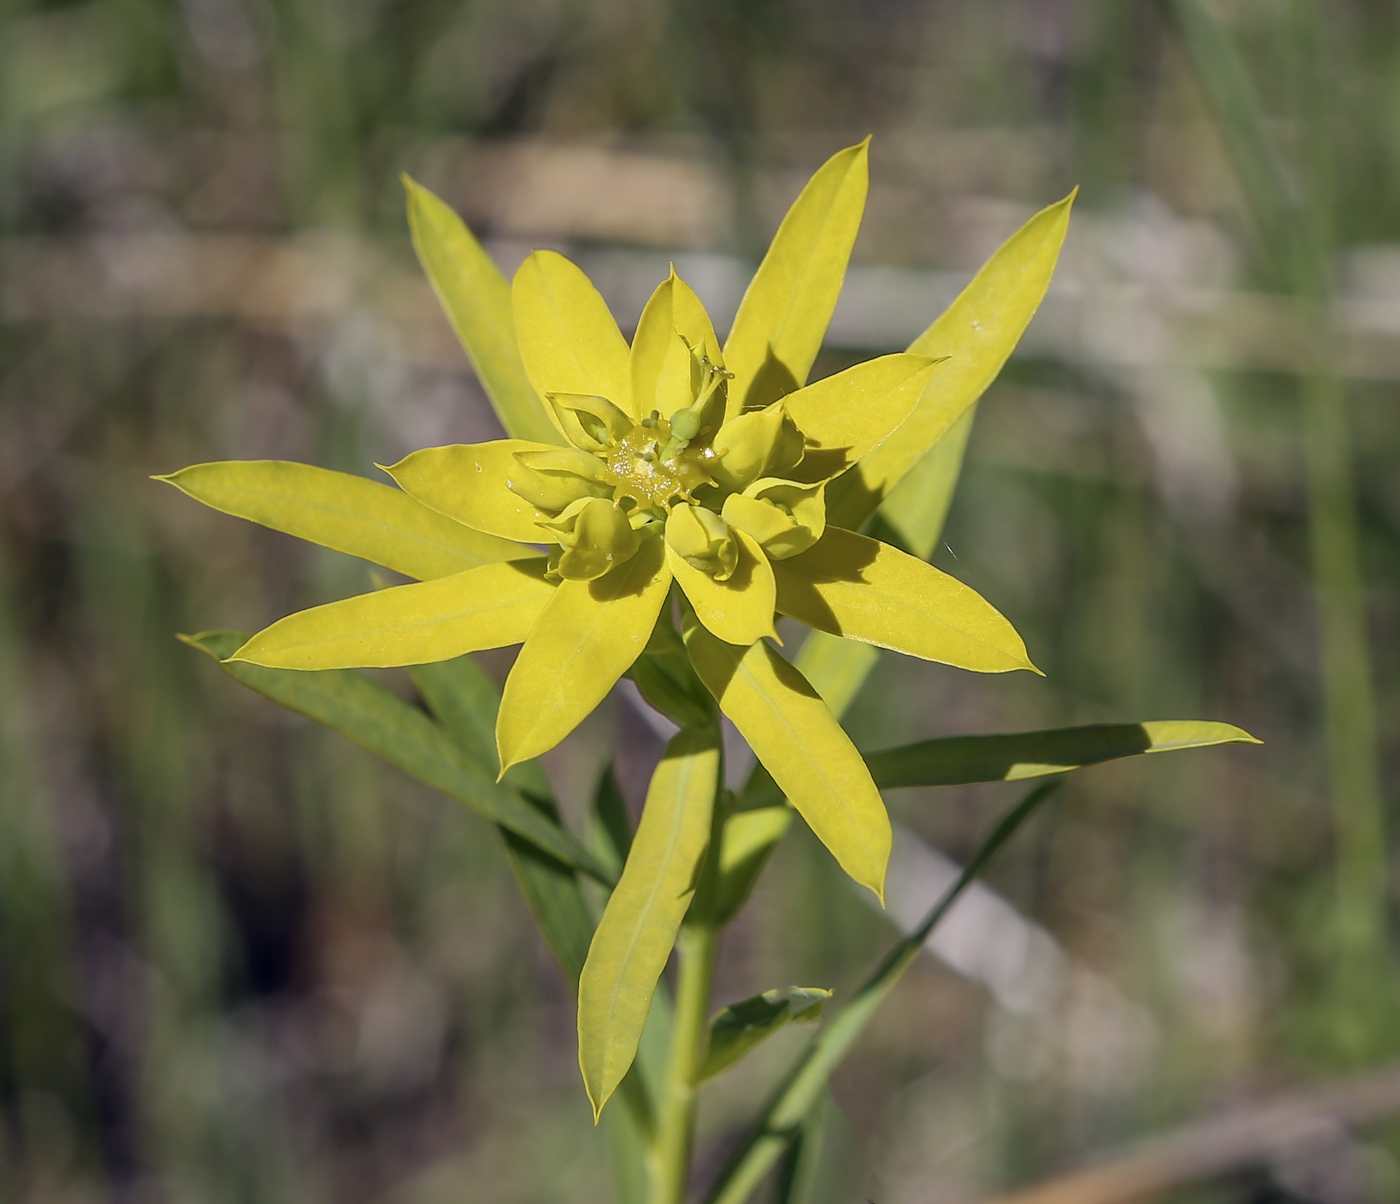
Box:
160;142;1256;1203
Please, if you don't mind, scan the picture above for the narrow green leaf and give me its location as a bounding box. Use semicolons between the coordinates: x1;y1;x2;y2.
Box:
705;781;1062;1204
593;765;634;871
579;726;721;1119
683;620;889;902
498;536;672;771
230;559;555;670
181;630;614;884
772;527;1037;675
404;177;560;444
156;460;533;580
699;987;832;1082
827;191;1075;530
513;250;633;419
724;140;870;416
866;720;1262;790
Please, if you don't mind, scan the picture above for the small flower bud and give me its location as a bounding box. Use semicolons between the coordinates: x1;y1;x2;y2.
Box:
547;393;634;453
721;477;827;560
542;497;641;580
665;503;739;581
507;448;612;513
709;401;805;491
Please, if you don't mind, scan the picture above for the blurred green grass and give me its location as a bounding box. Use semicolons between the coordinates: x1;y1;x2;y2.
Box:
2;2;1399;1201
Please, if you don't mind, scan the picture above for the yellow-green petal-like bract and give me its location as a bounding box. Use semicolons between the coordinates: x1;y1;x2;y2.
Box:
229;559;555;669
403;177;560;446
578;725;720;1119
156;460;534;580
630;270;723;419
497;535;672;771
771;527;1037;674
513;250;633;423
385;440;555;543
683;619;889;901
724;140;870;416
827;191;1075;529
783;354;941;484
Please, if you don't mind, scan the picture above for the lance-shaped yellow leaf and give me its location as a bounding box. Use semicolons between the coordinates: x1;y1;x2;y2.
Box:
723;140;870;416
513;250;633;423
385;440;556;543
156;461;533;580
578;725;720;1119
229;559;554;670
630;269;723;418
498;535;672;771
772;527;1036;675
827;191;1076;529
403;177;560;446
666;529;777;647
783;354;941;484
683;620;889;901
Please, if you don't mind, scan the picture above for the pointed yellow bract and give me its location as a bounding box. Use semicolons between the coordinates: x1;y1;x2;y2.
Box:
578;725;720;1119
403;177;560;445
630;269;723;419
229;559;555;669
157;460;534;580
385;440;556;542
513;250;633;421
827;190;1076;529
683;618;890;902
724;139;870;415
497;535;672;771
772;527;1038;675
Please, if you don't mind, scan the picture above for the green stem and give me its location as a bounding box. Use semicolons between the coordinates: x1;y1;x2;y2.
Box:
650;758;726;1204
651;918;719;1204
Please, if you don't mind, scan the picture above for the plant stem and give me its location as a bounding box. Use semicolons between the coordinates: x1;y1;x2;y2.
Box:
650;768;726;1204
651;918;719;1204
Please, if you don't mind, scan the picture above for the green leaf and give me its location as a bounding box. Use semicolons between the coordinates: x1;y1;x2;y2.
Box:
772;527;1038;675
791;632;878;720
404;177;560;445
865;720;1262;790
513;250;634;420
783;354;941;484
385;439;558;543
498;535;672;771
181;631;614;885
723;140;870;416
578;726;721;1119
156;460;534;580
698;987;832;1082
229;559;555;670
683;620;889;902
826;191;1075;530
704;781;1062;1204
743;720;1262;810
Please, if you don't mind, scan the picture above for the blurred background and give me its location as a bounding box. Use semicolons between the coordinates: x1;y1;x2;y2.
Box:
3;0;1400;1201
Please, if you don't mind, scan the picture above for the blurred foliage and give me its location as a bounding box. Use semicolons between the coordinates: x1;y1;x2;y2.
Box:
1;1;1399;1202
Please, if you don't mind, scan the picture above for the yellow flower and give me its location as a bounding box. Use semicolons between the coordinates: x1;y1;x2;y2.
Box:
158;141;1056;906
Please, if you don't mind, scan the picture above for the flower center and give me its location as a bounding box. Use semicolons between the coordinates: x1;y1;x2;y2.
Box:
600;413;716;512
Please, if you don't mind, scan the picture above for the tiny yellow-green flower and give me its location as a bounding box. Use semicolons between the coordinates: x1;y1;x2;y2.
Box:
159;139;1068;909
